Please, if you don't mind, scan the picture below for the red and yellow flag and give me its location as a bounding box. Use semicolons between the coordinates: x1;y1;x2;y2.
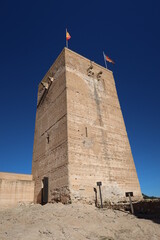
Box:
66;31;71;40
106;55;115;64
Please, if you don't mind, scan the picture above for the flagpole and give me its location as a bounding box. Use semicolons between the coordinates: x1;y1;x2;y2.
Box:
103;51;107;69
66;28;68;48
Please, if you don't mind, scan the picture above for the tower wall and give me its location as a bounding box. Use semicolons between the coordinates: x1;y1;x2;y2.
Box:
32;50;70;203
65;49;141;203
32;48;142;204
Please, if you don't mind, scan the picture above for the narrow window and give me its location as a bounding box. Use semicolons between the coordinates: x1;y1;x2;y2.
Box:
85;127;88;137
47;133;49;144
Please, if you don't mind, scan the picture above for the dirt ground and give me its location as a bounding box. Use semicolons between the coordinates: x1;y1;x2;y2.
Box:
0;203;160;240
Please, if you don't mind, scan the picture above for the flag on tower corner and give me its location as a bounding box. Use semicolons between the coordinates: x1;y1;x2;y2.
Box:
105;55;115;64
66;31;71;40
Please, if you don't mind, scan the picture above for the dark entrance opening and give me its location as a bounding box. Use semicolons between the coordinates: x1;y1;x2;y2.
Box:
41;177;48;205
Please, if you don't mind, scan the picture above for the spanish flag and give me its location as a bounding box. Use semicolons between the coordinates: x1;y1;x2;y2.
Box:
106;55;115;64
66;30;71;40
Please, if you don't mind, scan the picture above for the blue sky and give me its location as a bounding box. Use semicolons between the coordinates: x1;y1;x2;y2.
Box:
0;0;159;197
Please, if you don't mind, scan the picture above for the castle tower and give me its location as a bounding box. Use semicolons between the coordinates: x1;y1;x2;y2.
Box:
32;48;142;204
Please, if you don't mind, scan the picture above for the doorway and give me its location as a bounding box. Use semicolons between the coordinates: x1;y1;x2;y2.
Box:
41;177;48;205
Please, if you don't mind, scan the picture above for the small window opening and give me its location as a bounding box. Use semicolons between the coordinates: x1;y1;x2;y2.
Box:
47;133;49;144
85;127;88;137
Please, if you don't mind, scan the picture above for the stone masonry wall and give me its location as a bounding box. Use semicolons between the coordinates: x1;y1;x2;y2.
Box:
32;48;142;204
65;48;142;203
32;49;70;204
0;172;34;208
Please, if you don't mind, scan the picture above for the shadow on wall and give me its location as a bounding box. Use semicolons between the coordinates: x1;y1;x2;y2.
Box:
37;190;42;204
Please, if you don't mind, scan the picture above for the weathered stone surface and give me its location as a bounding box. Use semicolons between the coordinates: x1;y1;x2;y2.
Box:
32;50;69;203
0;172;34;208
32;48;142;204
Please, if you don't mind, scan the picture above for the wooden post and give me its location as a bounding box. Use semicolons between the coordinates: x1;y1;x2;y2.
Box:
97;182;103;208
125;192;134;214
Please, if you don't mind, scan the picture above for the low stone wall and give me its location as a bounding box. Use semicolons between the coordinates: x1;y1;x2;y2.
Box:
0;172;34;208
103;199;160;222
133;199;160;216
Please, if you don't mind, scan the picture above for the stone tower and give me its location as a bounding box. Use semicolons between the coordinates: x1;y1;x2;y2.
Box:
32;48;142;204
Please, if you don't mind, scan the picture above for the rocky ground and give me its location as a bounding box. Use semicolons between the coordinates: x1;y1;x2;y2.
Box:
0;202;160;240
